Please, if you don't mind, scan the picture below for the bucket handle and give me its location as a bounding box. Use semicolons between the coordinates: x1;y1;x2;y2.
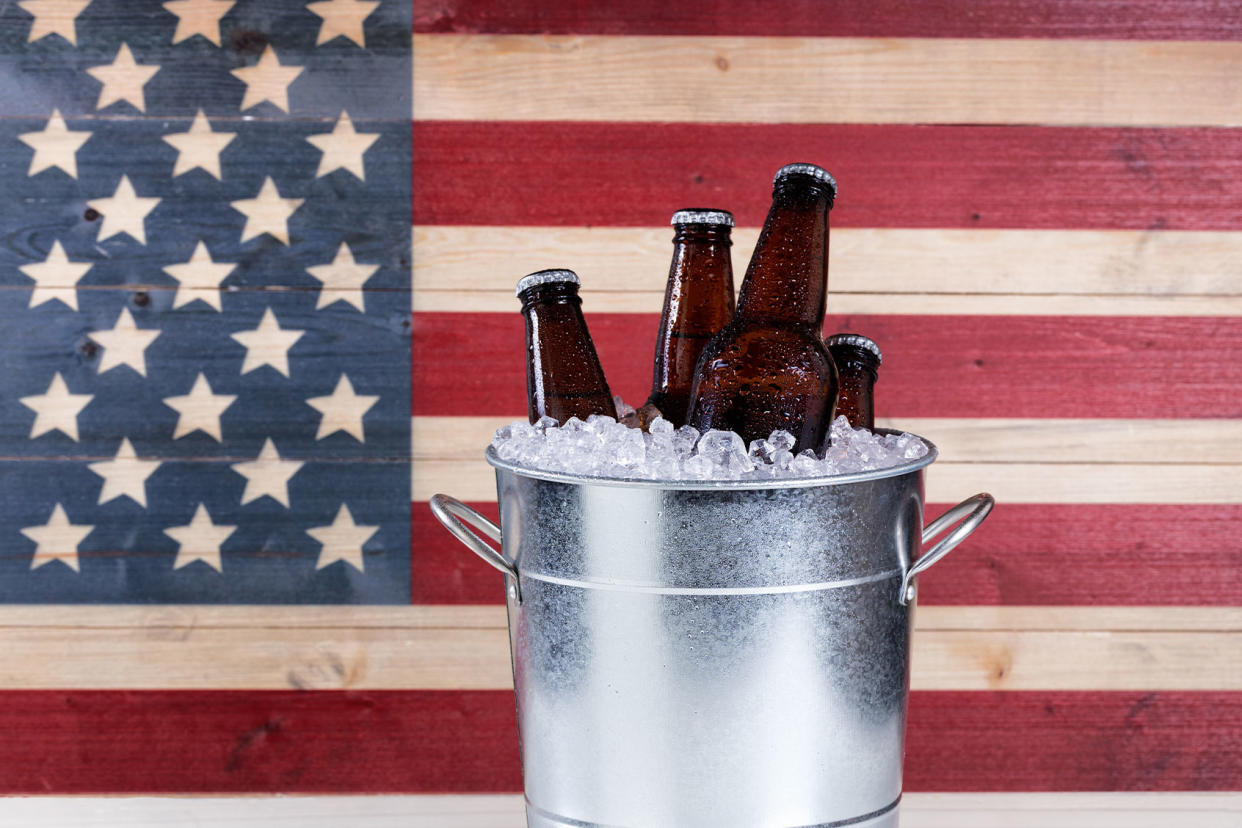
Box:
899;492;994;605
429;494;520;601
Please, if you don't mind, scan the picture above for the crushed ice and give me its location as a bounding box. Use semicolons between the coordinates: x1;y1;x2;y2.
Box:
491;410;928;481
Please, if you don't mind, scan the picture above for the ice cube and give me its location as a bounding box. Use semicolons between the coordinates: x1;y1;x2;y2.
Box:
683;454;714;479
649;417;674;437
768;430;796;454
586;413;617;433
673;425;700;457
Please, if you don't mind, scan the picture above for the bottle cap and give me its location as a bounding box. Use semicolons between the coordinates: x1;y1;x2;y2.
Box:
516;268;580;297
671;209;734;227
827;333;882;364
774;163;838;196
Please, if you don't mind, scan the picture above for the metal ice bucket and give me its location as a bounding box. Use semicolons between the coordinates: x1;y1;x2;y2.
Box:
431;435;992;828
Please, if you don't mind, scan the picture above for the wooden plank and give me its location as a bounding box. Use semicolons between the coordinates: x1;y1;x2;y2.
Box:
412;226;1242;304
413;416;1242;464
415;289;1242;317
413;35;1242;127
0;454;411;604
909;630;1242;690
0;620;513;690
2;793;1239;827
0;604;1237;633
902;792;1242;828
411;502;1242;607
0;690;1235;792
915;607;1242;632
412;122;1242;231
0;690;524;793
0;121;410;286
0;5;413;120
411;312;1242;420
413;0;1242;41
0;609;1239;691
0;296;411;458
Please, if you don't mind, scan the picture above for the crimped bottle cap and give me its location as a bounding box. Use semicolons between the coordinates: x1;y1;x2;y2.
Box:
827;332;882;364
774;162;838;196
516;269;580;297
671;209;735;227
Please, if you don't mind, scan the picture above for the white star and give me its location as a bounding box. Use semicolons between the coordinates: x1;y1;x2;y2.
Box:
306;241;378;311
19;240;92;311
89;306;161;377
163;109;236;179
306;374;378;441
230;176;303;245
164;504;234;572
229;307;304;377
230;45;304;113
85;42;161;113
18;109;92;178
162;372;236;441
20;504;92;572
19;373;93;441
308;504;377;572
163;240;235;310
163;0;234;46
87;175;161;245
232;438;304;507
88;437;161;507
306;111;378;180
18;0;92;45
306;0;378;47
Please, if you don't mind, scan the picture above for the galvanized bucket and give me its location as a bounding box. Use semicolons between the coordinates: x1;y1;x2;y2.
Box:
431;433;993;828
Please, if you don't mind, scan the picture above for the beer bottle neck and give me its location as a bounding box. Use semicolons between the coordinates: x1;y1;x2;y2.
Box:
829;344;879;429
735;180;833;327
519;281;582;312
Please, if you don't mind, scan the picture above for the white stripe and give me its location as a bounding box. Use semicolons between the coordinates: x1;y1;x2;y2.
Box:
414;35;1242;127
413;227;1242;316
1;793;1237;827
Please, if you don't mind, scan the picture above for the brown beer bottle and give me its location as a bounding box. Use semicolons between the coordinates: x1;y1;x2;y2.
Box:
686;163;838;451
642;209;737;426
826;333;881;429
517;269;617;424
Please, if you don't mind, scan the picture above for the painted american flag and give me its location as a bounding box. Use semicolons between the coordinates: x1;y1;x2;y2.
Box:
0;0;1238;823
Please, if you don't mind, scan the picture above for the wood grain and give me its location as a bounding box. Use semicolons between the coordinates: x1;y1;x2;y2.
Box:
412;226;1242;315
414;0;1242;41
0;604;1238;690
411;502;1242;606
413;35;1242;127
0;690;1233;792
411;312;1242;420
413;416;1242;464
411;122;1242;230
4;793;1240;827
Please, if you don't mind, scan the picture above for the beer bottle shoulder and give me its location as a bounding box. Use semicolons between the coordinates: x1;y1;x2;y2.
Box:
696;321;836;380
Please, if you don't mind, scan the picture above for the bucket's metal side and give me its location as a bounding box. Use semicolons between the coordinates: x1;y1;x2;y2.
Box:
497;468;921;828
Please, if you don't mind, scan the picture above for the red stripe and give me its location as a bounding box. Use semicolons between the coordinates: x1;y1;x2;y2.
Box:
0;691;519;794
6;690;1236;792
412;123;1242;230
414;0;1242;41
413;503;1242;606
905;691;1242;791
411;312;1242;420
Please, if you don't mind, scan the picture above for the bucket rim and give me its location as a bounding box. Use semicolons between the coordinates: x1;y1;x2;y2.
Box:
485;428;939;490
